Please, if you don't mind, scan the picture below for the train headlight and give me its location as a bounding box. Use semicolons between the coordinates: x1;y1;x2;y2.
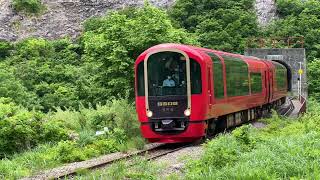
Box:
147;110;153;118
184;109;191;117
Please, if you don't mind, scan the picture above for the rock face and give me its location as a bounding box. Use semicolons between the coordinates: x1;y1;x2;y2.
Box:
0;0;276;41
255;0;277;27
0;0;175;41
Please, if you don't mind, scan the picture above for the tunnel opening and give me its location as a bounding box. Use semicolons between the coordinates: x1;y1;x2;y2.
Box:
272;60;292;92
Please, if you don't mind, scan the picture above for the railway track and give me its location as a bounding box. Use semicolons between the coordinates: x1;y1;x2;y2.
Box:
23;99;297;180
277;97;295;117
23;143;193;180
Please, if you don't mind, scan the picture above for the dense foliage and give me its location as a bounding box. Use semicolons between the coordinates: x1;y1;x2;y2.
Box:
1;5;197;112
0;41;12;59
262;0;320;101
266;0;320;60
82;6;198;101
185;100;320;179
0;98;143;178
0;5;197;178
12;0;44;14
308;60;320;101
169;0;259;53
1;0;320;178
0;98;65;157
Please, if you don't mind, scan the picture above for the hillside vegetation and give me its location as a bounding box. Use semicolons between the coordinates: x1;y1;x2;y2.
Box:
0;0;320;178
71;100;320;179
0;5;197;178
185;100;320;179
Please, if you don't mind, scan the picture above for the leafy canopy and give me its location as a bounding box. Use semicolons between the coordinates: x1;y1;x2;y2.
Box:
169;0;259;53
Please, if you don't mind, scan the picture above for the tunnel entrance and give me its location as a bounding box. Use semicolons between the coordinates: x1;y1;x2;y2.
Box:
245;48;307;100
272;60;292;92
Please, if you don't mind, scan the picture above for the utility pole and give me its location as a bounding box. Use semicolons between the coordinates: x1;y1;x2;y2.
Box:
298;62;303;102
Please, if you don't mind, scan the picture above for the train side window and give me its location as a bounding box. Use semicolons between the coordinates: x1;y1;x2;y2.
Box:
250;72;262;94
190;59;202;94
222;55;249;97
137;61;145;96
206;52;224;99
275;64;287;90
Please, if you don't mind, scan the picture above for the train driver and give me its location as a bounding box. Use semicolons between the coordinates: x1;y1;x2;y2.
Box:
163;76;176;87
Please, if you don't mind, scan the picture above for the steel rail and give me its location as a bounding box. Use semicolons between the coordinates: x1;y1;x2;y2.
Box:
283;98;295;117
22;143;193;180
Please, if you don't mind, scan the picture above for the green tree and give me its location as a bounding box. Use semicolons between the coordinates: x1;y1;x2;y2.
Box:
266;0;320;60
82;4;198;100
308;59;320;101
169;0;259;53
5;38;83;111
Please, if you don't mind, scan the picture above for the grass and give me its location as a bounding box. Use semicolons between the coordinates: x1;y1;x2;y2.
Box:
75;157;165;180
73;99;320;180
0;136;146;179
0;99;146;179
185;99;320;179
2;97;319;179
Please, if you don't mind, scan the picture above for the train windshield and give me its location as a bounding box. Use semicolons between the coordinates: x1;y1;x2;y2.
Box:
147;52;187;97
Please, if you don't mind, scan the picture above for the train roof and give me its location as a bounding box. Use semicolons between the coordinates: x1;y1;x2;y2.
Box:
135;43;281;70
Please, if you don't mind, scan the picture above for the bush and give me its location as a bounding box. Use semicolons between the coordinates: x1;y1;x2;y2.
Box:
0;99;69;157
0;98;142;157
185;100;320;179
81;99;140;138
57;138;120;163
0;41;12;59
0;63;38;109
5;38;83;111
12;0;44;14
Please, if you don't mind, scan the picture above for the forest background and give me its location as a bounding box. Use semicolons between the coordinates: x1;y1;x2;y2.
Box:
1;0;320;178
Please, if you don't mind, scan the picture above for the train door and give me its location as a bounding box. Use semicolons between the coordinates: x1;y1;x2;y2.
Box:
269;69;274;102
261;60;274;103
208;66;213;111
264;70;269;103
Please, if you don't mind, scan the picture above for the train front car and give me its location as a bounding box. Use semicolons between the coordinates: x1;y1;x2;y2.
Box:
135;44;208;143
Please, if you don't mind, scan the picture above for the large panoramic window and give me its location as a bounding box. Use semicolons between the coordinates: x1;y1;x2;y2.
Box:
273;62;287;90
250;72;262;94
223;55;249;97
206;52;224;99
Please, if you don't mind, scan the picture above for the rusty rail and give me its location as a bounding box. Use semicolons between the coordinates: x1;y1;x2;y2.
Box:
22;143;193;180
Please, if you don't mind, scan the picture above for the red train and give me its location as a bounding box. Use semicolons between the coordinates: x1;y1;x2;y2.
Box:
135;44;288;143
